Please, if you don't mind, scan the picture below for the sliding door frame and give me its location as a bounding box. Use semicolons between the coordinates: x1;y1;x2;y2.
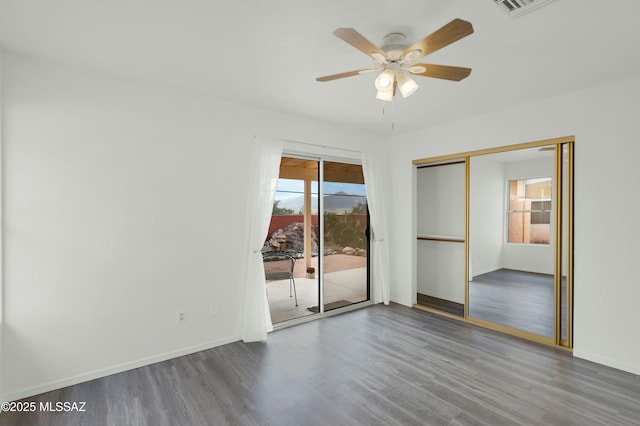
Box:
413;135;575;350
271;152;373;329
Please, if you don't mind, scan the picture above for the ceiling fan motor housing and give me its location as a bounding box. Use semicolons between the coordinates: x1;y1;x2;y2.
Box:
381;33;408;60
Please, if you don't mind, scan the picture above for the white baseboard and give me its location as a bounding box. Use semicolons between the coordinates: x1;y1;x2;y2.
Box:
573;350;640;376
3;335;240;403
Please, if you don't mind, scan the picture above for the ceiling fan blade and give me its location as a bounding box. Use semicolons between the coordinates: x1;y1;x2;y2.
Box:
333;28;388;60
409;64;472;81
402;19;473;61
316;68;378;82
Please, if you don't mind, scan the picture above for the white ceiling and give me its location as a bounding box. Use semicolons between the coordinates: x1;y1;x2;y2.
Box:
1;0;639;134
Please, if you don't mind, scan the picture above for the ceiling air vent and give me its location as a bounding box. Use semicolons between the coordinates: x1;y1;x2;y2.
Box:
493;0;559;18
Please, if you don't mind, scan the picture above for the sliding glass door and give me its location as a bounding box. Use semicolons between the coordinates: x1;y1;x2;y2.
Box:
264;156;370;324
322;161;369;312
265;157;319;324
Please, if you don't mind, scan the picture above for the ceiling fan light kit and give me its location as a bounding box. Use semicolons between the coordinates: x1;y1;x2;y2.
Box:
396;72;419;98
374;68;395;91
316;19;474;102
376;89;394;102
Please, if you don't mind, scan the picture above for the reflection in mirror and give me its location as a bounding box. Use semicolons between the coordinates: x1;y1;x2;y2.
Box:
468;146;557;338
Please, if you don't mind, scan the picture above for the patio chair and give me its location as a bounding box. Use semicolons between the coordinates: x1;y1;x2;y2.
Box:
262;251;298;306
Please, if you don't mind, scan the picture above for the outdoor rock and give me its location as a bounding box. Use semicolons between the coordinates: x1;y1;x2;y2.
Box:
355;248;367;257
264;222;318;255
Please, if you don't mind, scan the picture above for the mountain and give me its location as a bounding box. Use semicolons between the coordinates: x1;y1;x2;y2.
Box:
277;195;317;212
323;191;366;210
276;192;366;213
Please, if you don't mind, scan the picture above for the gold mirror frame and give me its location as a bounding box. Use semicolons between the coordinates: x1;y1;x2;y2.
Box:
413;136;574;349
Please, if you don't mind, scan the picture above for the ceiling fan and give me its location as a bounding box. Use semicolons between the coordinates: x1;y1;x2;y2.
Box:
316;19;474;101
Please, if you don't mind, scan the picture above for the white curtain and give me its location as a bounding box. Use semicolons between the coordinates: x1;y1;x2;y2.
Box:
240;136;283;342
362;152;390;305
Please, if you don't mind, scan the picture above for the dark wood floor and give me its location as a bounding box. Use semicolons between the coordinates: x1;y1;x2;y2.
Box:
2;303;639;426
417;293;464;317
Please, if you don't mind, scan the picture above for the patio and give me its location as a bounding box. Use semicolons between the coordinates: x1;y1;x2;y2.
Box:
266;254;367;324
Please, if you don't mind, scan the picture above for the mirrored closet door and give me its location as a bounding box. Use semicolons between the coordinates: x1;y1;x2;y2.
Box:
414;137;574;348
468;146;557;342
416;160;466;317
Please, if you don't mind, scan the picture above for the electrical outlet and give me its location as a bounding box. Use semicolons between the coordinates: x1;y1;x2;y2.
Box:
176;309;186;324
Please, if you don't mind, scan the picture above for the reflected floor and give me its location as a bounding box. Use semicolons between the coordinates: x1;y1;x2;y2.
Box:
469;269;567;339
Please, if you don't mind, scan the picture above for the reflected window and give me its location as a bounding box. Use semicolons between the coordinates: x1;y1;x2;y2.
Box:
507;177;551;244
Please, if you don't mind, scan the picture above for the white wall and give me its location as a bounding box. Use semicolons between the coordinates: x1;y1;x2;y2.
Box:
416;240;465;303
0;52;387;401
469;156;504;277
502;157;555;275
416;163;466;238
389;75;640;375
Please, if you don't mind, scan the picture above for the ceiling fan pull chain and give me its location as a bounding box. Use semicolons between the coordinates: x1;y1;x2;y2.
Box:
392;100;395;130
381;101;395;130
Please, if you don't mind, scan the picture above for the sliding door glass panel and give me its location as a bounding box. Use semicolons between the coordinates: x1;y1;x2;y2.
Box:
322;161;369;312
265;157;319;324
468;147;556;339
416;161;466;316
